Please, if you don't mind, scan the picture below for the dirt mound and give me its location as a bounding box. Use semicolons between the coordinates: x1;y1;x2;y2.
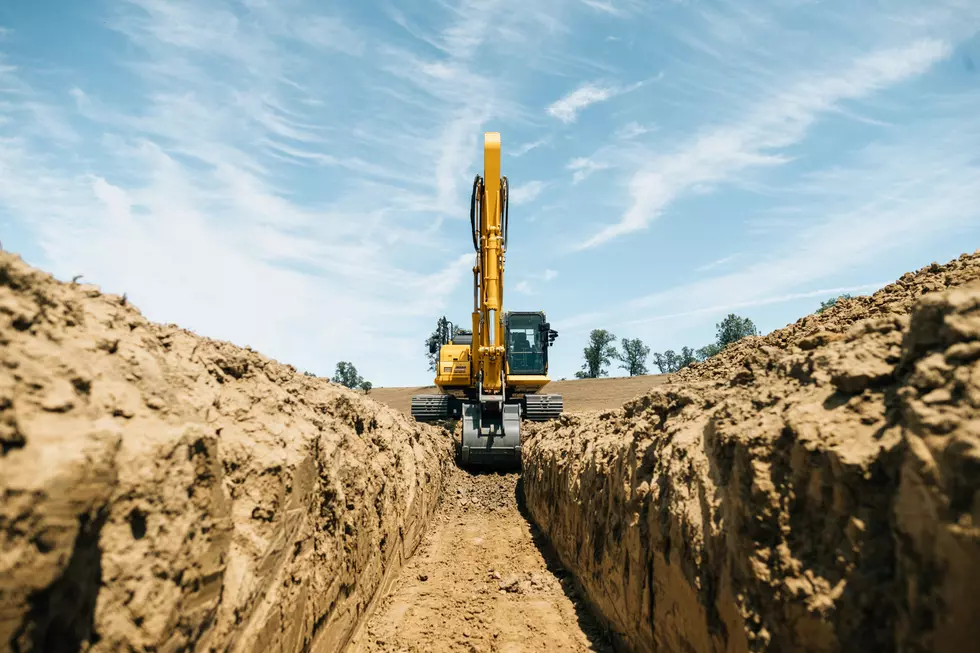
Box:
521;251;980;653
0;252;454;652
676;253;980;384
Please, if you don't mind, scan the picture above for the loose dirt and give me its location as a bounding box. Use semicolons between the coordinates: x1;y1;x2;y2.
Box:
348;463;613;653
371;374;670;418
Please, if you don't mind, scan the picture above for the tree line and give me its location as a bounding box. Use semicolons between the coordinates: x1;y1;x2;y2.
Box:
572;312;759;378
572;293;853;378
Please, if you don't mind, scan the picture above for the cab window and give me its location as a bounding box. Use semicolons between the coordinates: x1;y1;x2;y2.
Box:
506;314;545;375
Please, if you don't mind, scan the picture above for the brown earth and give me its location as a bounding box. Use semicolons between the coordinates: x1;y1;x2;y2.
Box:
370;374;670;418
347;464;613;653
0;252;454;652
4;245;980;653
521;251;980;653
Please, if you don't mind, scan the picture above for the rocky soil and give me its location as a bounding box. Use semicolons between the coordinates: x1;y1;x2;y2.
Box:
522;251;980;653
0;252;454;652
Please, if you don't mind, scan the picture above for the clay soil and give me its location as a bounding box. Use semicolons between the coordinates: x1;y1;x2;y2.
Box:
348;464;613;653
370;374;670;418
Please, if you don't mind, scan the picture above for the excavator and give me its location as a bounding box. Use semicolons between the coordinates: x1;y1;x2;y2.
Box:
411;132;563;466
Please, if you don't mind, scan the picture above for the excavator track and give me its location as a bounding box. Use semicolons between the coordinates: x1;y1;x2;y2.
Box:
524;393;564;421
411;394;452;421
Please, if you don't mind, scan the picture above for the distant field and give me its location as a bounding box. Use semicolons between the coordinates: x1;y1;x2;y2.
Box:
369;374;670;417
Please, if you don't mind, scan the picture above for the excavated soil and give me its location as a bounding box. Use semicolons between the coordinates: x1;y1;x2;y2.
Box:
5;245;980;653
522;250;980;653
347;464;612;653
0;252;454;652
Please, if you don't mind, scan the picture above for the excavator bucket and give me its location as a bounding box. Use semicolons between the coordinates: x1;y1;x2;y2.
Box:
459;401;522;467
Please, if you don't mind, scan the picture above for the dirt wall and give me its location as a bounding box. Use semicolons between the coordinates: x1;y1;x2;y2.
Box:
0;252;454;652
522;251;980;653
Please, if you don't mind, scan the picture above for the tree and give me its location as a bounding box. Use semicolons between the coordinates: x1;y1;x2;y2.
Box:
678;346;697;368
426;316;464;371
651;344;699;374
715;313;758;348
359;380;373;394
817;293;853;313
426;316;451;371
332;361;364;389
619;338;650;376
575;329;619;378
648;314;758;371
653;350;677;374
695;343;722;362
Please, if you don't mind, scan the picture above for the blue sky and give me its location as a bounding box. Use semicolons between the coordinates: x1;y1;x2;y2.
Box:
1;0;979;387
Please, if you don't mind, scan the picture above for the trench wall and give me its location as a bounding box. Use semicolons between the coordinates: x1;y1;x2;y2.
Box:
0;252;454;652
522;252;980;653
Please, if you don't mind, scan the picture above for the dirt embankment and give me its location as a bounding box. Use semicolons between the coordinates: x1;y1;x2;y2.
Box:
0;252;454;652
522;252;980;653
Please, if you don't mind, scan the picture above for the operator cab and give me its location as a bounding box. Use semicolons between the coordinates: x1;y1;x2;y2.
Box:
504;311;558;376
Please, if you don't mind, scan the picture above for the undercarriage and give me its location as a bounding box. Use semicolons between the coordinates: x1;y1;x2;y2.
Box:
411;391;564;466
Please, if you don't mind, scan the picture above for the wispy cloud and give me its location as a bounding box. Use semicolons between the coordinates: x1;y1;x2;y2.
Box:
621;283;887;328
510;137;547;157
513;280;534;295
567;156;611;183
578;0;643;18
576;37;957;250
544;268;558;281
511;180;547;205
580;0;621;15
546;79;642;123
596;119;980;333
615;121;653;139
558;281;889;338
696;253;740;272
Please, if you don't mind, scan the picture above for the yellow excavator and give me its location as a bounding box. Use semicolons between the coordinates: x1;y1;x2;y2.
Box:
411;132;563;466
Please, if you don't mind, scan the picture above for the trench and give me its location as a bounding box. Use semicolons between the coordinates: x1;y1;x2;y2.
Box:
5;249;980;653
346;459;614;653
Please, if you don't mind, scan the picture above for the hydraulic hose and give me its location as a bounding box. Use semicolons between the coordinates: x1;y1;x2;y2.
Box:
501;175;509;251
470;174;482;253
